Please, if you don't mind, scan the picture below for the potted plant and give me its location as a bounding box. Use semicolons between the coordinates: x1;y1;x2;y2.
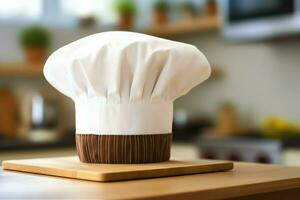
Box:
203;0;217;17
152;0;169;25
182;2;197;21
20;26;50;66
115;0;136;29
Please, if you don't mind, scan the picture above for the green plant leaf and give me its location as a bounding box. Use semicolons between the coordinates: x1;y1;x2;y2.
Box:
20;26;50;48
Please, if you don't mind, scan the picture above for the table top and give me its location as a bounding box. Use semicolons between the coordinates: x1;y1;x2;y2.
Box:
1;161;300;200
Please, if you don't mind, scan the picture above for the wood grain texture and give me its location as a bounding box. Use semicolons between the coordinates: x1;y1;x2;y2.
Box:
1;162;300;199
2;156;233;182
76;134;172;164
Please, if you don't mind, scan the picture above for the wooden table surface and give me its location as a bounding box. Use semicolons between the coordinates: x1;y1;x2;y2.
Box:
1;162;300;200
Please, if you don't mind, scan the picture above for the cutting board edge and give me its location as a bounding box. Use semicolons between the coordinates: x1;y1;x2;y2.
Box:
2;158;234;182
101;161;234;182
2;161;85;181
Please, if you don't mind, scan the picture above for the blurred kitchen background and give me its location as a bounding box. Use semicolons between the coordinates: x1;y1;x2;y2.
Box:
1;0;300;166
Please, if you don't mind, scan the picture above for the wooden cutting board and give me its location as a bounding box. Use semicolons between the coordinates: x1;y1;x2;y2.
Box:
2;156;233;182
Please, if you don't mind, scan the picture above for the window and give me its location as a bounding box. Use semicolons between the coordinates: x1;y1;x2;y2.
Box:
60;0;116;25
0;0;42;19
0;0;116;26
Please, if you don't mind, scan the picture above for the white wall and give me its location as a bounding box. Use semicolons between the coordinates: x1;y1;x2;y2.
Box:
176;33;300;124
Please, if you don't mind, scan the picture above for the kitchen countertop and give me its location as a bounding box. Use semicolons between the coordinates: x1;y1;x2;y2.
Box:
1;162;300;199
2;144;300;167
0;143;198;163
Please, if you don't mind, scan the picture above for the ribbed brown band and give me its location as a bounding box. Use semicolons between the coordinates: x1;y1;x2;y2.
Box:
76;134;172;164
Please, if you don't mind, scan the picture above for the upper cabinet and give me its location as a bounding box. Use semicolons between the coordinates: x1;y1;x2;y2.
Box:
218;0;300;41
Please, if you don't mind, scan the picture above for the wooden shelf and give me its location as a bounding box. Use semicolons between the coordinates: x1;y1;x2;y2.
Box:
0;64;43;77
143;16;219;37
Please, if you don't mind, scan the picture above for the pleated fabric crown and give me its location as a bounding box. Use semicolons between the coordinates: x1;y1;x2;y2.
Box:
44;31;211;135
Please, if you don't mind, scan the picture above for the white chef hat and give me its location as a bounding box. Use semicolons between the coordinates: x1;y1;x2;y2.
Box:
44;31;210;135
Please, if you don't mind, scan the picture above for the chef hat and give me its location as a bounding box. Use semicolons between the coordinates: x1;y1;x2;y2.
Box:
44;31;210;135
